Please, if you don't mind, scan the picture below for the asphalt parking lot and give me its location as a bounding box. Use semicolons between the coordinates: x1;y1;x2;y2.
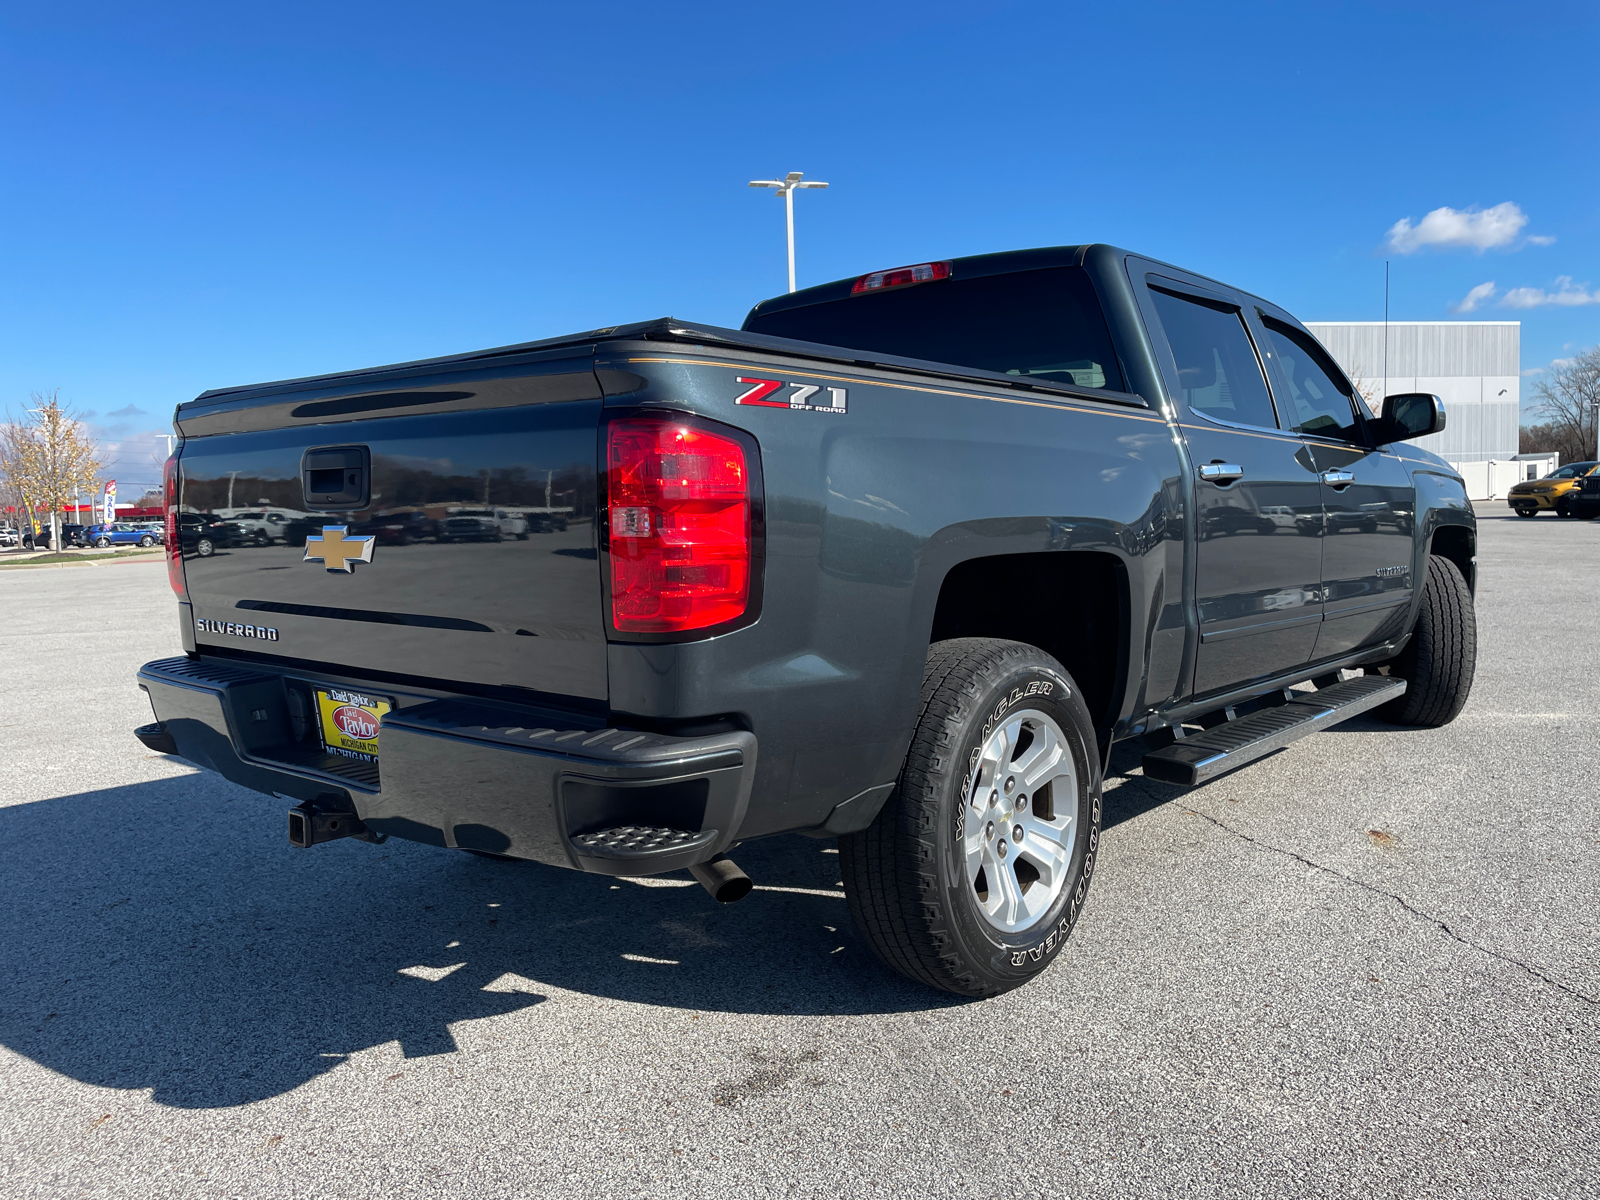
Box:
2;510;1596;1199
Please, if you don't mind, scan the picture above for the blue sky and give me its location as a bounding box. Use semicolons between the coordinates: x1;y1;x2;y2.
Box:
3;0;1596;494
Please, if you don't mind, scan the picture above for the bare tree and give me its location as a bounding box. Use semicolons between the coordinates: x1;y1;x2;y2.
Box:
1343;361;1382;417
1529;347;1600;464
4;391;105;552
1520;422;1574;461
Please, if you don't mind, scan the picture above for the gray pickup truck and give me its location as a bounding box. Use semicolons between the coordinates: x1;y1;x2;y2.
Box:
135;244;1477;996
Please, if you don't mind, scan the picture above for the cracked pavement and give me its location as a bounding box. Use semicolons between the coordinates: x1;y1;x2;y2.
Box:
1;509;1596;1199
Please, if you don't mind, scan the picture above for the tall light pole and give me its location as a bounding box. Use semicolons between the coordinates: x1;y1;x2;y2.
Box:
748;171;829;293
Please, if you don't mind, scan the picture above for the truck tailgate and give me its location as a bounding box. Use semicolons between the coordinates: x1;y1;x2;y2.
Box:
178;398;605;702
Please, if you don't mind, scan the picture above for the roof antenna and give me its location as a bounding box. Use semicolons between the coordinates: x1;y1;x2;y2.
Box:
1382;260;1390;403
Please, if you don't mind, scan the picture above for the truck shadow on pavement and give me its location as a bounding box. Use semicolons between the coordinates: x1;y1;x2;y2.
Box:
0;772;959;1109
1101;739;1187;828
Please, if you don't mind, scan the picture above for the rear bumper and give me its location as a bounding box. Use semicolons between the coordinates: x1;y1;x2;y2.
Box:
135;656;756;876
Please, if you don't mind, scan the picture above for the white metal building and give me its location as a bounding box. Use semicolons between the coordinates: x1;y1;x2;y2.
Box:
1304;321;1522;498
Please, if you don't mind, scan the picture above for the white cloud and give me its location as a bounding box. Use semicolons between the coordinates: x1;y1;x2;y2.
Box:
1384;202;1530;253
1519;367;1544;377
1551;356;1577;369
1527;235;1557;246
1450;281;1497;313
88;423;173;495
1499;277;1600;309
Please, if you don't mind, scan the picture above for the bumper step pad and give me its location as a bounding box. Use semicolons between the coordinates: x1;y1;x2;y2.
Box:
1142;675;1407;786
571;825;718;860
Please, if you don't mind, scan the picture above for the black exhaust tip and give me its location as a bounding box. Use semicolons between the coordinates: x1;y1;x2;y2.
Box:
689;855;753;903
133;721;178;755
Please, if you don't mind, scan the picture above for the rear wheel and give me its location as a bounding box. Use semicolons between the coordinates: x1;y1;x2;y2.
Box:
196;537;215;557
1374;556;1476;727
840;638;1101;997
96;536;111;547
138;535;154;547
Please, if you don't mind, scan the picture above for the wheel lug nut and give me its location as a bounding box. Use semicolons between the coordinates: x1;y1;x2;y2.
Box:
1017;794;1028;810
1013;825;1024;841
998;840;1008;858
1004;776;1016;794
986;822;994;840
989;789;998;807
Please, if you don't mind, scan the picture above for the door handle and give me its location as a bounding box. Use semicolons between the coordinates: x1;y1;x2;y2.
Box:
1198;463;1244;484
1320;469;1355;488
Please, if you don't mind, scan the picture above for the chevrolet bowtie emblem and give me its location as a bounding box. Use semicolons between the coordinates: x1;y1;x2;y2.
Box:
304;526;376;573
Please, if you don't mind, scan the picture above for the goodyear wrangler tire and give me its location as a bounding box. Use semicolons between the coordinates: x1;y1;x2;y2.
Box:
1375;555;1477;727
839;638;1102;997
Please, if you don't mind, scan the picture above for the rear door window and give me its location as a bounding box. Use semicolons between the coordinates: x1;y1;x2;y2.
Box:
743;266;1125;392
1147;286;1279;430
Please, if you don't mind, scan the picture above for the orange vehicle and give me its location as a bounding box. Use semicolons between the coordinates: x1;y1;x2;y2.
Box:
1507;461;1600;517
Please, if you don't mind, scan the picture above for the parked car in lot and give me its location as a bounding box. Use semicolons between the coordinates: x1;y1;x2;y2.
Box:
1507;461;1599;517
22;523;91;549
1326;505;1381;535
85;522;161;548
174;512;236;557
440;508;527;542
0;526;19;547
496;509;530;539
1258;505;1300;531
1201;503;1275;539
522;507;572;533
357;510;441;545
1573;472;1600;520
138;242;1478;998
227;510;308;545
440;509;501;542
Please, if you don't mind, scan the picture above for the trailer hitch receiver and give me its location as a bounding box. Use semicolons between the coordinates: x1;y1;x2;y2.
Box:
287;796;387;848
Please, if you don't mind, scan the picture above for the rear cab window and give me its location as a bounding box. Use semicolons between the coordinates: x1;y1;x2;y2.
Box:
742;266;1126;393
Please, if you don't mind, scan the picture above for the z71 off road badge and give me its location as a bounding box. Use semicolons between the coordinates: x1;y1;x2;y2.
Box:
304;526;376;573
735;377;847;414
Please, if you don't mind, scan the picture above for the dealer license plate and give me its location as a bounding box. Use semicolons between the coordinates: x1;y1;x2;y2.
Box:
315;688;393;764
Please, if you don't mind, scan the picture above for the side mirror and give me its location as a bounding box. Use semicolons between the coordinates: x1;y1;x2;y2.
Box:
1378;393;1446;442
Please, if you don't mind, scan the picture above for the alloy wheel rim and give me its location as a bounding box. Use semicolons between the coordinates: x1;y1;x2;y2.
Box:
961;708;1078;934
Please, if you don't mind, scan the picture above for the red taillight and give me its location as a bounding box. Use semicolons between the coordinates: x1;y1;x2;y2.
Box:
851;260;952;295
163;451;185;600
605;417;752;634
